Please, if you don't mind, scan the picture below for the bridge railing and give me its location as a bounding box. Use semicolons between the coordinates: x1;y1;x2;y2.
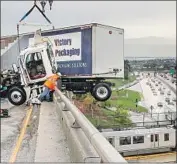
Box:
54;87;127;163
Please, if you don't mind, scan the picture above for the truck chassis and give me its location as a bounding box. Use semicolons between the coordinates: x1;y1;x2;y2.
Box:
1;69;113;106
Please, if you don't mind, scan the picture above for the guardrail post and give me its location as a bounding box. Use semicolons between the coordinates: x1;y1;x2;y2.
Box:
57;96;63;103
62;103;69;111
66;91;73;101
71;120;80;128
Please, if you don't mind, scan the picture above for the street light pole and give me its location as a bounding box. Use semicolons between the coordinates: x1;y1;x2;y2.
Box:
127;65;129;98
150;105;153;118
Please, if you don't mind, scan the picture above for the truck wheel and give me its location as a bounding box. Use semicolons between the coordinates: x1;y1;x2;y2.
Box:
8;86;27;106
92;83;112;101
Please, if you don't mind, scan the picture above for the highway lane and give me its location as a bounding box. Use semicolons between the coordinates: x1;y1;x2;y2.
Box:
157;74;176;94
127;75;172;126
1;101;28;162
129;73;176;123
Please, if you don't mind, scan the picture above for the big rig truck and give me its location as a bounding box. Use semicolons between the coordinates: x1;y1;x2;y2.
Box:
1;23;124;105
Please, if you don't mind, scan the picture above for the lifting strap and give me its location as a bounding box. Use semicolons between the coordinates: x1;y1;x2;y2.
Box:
16;1;53;53
19;1;52;24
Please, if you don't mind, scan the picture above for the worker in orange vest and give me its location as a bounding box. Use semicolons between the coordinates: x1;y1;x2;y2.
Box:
39;73;60;102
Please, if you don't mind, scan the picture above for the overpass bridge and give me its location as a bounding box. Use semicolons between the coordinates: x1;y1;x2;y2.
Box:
1;87;127;163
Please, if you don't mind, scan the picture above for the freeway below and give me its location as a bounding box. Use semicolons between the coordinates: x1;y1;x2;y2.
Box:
127;73;176;126
157;74;176;94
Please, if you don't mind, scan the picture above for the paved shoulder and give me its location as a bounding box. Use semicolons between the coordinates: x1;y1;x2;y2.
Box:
34;102;71;162
1;104;27;162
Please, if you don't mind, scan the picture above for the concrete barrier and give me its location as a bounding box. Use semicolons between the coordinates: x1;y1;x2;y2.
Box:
54;96;101;163
54;88;127;163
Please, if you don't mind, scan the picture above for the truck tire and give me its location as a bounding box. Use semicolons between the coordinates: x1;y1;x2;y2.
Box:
92;83;112;101
8;86;27;106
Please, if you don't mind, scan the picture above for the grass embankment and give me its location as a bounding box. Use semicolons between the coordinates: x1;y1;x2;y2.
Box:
107;73;136;88
104;89;148;113
86;108;132;129
73;73;147;128
74;89;148;129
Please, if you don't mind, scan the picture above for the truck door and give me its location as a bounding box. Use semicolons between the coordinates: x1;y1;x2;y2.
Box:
46;45;57;72
19;55;30;84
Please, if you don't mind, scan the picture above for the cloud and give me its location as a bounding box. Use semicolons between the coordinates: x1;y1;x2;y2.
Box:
1;1;176;38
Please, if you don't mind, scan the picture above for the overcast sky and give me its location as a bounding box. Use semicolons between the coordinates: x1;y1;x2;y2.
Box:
1;1;176;38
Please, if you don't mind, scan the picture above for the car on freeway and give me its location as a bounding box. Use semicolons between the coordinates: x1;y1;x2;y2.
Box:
167;91;171;95
165;97;170;102
160;91;164;95
158;88;161;91
172;97;176;102
157;102;163;107
168;101;174;105
153;93;157;96
155;84;158;86
171;78;176;83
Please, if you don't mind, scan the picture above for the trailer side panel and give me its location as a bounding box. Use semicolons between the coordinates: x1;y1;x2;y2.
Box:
92;24;124;78
29;27;92;76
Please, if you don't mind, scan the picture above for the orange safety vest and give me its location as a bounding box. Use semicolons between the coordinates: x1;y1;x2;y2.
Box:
44;74;59;90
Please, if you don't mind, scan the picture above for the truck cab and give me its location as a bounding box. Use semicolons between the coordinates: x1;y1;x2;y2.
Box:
19;41;55;86
4;35;58;106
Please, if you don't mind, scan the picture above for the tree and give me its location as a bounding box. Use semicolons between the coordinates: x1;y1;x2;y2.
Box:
114;108;131;126
124;60;131;80
75;94;87;100
83;95;96;118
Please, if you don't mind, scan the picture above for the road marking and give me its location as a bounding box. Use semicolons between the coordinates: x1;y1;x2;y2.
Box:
124;151;176;160
9;106;33;163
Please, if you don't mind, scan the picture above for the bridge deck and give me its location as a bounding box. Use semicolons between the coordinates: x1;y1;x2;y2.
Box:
34;102;71;162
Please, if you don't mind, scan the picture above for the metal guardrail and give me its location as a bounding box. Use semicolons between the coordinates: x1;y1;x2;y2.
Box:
54;87;127;163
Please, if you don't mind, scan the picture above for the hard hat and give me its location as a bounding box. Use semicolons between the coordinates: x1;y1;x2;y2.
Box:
57;72;61;76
